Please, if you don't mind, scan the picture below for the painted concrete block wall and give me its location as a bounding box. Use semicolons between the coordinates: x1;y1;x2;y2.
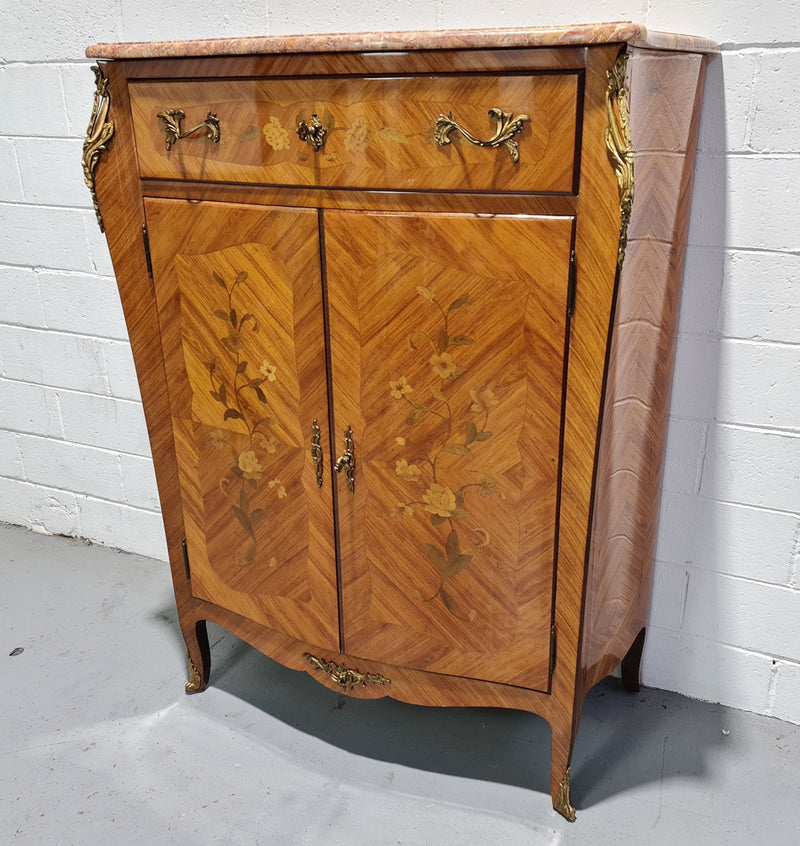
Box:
1;2;798;724
640;4;800;726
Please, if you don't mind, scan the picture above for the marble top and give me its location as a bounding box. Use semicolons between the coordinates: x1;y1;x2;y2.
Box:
86;22;717;59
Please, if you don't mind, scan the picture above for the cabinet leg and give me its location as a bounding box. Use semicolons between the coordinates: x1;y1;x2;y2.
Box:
184;619;210;694
550;728;577;821
620;627;646;693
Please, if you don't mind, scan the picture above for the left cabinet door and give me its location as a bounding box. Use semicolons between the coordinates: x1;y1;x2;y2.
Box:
145;198;340;652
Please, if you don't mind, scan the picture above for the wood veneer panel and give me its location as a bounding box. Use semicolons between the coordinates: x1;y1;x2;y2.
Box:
141;179;580;216
326;210;572;690
89;35;710;818
144;198;339;651
544;43;624;801
194;598;556;712
120;47;590;80
129;74;579;192
579;49;707;696
91;64;205;673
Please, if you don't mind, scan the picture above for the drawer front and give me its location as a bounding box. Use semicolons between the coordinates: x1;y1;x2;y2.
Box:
129;74;579;192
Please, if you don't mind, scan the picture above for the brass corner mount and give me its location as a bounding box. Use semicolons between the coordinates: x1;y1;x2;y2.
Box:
82;65;115;232
605;52;634;269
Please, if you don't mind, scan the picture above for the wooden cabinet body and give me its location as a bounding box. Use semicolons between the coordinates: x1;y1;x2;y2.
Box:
86;25;712;819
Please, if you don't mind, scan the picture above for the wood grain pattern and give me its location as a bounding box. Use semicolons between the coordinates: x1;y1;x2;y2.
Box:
145;199;339;652
579;49;708;697
141;178;580;217
194;596;554;711
542;43;624;808
120;47;589;81
129;74;579;192
91;64;214;686
326;210;572;690
90;36;710;819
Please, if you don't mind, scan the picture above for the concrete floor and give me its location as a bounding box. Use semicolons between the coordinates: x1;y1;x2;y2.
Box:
2;522;798;845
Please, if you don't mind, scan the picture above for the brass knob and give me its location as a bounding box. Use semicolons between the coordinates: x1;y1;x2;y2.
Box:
296;113;327;151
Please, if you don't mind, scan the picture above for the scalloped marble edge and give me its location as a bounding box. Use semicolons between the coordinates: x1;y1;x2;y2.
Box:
86;22;718;60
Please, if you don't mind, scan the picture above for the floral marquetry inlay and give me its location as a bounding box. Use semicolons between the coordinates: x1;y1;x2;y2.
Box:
260;110;408;162
91;29;713;821
262;116;290;151
389;284;503;620
205;268;287;563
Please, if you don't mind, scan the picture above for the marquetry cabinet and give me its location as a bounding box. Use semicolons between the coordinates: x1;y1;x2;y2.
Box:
84;23;714;820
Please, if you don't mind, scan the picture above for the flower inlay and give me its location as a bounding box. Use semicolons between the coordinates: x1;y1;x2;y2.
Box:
389;285;500;618
206;269;287;563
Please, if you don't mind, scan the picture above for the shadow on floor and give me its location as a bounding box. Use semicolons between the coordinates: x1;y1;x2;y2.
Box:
151;614;722;809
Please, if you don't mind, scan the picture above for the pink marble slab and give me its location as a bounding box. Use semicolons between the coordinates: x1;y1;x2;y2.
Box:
86;22;717;60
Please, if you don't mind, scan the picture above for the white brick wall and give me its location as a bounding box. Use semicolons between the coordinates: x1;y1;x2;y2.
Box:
1;2;798;724
639;8;800;725
0;4;166;558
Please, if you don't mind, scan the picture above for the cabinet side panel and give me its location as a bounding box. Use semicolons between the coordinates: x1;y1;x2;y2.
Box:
545;47;623;788
580;50;708;693
91;65;194;638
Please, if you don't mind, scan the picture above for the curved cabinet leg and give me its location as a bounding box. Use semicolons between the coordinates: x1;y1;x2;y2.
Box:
184;619;210;694
620;627;646;693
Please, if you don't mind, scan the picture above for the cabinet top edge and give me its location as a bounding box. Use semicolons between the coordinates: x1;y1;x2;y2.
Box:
86;21;718;60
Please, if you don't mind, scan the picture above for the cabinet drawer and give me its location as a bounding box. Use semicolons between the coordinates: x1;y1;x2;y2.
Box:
129;74;579;193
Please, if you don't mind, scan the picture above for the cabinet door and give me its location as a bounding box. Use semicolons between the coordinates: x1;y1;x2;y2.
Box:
145;199;339;651
326;211;573;690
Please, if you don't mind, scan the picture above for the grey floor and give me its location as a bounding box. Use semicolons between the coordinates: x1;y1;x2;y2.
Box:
2;523;798;845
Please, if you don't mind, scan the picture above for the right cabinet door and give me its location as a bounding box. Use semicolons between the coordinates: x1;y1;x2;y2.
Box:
325;210;574;690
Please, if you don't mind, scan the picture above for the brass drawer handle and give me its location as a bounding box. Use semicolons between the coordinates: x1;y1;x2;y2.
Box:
296;113;327;151
434;107;529;163
157;109;221;151
333;426;355;493
311;419;324;488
